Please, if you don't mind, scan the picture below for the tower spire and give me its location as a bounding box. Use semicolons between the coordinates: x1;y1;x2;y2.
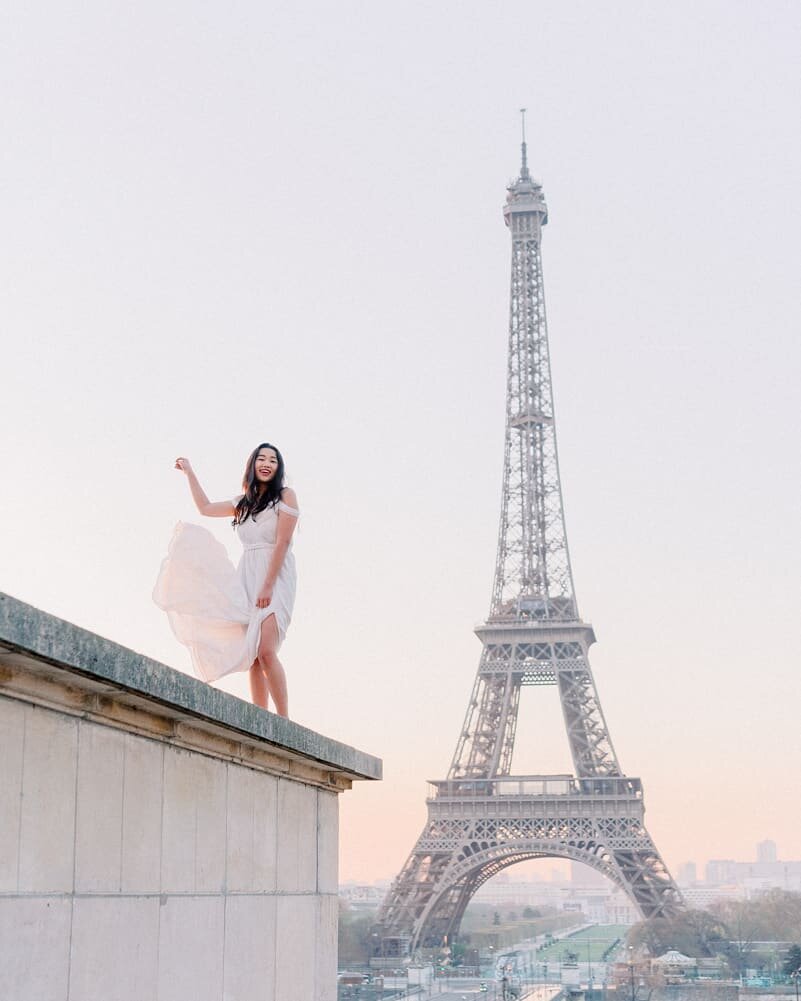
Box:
519;107;530;180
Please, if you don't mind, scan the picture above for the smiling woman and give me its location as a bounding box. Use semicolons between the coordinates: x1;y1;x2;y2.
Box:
153;442;299;717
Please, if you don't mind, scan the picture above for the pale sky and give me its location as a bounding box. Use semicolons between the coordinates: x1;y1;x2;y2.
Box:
2;1;800;886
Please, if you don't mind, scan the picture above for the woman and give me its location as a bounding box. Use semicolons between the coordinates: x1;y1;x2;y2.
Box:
153;443;299;717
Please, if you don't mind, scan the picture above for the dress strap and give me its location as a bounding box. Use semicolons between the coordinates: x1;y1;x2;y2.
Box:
277;500;300;517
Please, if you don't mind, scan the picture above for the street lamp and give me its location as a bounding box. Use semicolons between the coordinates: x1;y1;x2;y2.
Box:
628;948;636;1001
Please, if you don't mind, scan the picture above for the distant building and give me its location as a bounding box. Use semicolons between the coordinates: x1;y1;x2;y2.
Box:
571;860;608;887
340;883;385;908
705;860;739;885
702;843;801;896
559;883;638;924
651;949;698;982
677;861;698;886
757;840;777;864
472;867;640;924
472;878;563;908
681;885;742;908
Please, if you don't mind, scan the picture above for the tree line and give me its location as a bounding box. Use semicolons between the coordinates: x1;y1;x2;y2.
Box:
627;889;801;977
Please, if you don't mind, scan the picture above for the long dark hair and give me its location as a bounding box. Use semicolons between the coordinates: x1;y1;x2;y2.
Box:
232;442;286;526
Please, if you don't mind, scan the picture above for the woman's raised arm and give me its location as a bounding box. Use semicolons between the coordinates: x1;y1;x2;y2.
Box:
174;458;236;517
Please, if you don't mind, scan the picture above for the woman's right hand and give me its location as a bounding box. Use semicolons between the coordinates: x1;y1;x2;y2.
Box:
175;457;192;474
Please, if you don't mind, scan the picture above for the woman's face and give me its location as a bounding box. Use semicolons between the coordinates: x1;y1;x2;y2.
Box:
254;448;279;484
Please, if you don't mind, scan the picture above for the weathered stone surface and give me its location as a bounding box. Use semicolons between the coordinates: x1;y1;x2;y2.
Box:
276;778;319;893
70;896;160;1001
0;697;24;891
0;897;71;1000
161;747;227;893
275;895;316;1001
223;895;278;1001
315;894;339;1001
75;720;125;892
226;764;278;893
120;732;163;892
317;789;339;894
157;896;225;1001
18;706;78;893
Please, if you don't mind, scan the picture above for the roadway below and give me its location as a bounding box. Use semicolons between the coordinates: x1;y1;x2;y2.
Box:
421;980;562;1000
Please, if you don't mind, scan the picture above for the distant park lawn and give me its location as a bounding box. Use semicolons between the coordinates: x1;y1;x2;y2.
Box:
535;925;629;963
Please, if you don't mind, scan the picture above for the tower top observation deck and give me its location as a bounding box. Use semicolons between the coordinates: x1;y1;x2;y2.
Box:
504;108;548;225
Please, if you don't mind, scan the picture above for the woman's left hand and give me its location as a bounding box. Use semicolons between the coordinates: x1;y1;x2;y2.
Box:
256;585;273;609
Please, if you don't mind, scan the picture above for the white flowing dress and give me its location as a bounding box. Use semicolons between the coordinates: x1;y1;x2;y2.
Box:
153;498;298;683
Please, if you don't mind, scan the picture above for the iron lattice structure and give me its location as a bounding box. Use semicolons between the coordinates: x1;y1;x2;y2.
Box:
375;132;681;959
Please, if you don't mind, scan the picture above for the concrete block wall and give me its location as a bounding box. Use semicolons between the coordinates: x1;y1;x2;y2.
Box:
0;594;381;1001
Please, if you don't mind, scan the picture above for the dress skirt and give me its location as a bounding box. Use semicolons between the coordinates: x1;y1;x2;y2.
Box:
153;503;297;683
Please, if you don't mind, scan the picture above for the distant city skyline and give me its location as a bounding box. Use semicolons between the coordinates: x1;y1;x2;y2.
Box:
341;838;798;888
341;838;801;929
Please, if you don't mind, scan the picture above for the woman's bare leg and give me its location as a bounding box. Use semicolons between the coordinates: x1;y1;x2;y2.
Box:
249;660;270;710
258;615;288;718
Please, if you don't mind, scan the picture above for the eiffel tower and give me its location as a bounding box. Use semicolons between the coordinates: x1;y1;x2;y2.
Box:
375;118;682;959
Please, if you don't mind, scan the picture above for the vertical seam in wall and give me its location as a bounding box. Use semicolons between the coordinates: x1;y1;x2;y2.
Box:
251;771;257;892
223;761;229;892
193;755;199;892
156;742;166;994
158;741;166;889
219;894;227;1001
66;895;75;1001
155;884;162;996
333;794;339;901
119;734;127;892
158;743;165;893
67;718;81;1001
220;761;228;1001
315;787;321;1000
271;776;279;999
71;718;80;895
274;777;280;895
16;703;27;892
271;870;278;1001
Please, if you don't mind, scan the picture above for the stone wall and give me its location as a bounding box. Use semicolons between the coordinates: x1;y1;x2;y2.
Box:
0;593;381;1001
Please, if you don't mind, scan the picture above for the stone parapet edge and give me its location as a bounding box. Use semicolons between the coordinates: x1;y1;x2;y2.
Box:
0;592;381;784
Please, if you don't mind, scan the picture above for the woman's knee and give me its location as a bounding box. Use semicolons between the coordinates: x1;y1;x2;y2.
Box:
258;647;278;671
258;619;279;658
258;632;278;661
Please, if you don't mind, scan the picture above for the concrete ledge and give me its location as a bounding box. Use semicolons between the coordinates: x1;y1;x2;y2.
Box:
0;592;381;787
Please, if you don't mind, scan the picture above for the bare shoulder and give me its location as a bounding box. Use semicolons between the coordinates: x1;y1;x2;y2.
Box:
280;487;299;509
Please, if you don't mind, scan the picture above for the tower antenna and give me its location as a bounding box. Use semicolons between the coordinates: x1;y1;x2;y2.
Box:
520;107;530;179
